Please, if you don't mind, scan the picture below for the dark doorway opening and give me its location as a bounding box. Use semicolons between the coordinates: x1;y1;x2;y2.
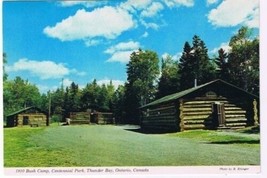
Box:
23;116;29;125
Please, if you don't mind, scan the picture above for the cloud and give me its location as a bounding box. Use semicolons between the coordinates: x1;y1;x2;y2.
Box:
161;52;182;61
141;31;149;38
84;39;102;47
206;0;219;5
141;2;164;18
106;51;135;63
105;41;140;54
59;1;106;8
44;7;135;42
105;41;140;63
97;78;125;89
207;0;259;28
120;0;153;13
6;58;86;79
61;78;74;88
210;42;232;55
163;0;194;8
140;19;160;30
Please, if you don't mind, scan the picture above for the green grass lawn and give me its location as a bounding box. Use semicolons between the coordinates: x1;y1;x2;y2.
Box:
4;125;260;167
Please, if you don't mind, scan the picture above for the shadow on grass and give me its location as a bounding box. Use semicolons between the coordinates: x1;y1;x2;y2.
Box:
238;126;260;134
207;140;260;144
124;128;176;134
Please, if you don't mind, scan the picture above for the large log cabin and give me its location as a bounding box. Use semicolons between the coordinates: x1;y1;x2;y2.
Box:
140;79;259;132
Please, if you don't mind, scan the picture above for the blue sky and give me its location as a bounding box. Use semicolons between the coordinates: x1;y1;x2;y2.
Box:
3;0;259;93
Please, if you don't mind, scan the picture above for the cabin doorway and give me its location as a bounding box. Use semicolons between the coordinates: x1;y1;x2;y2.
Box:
212;103;225;127
23;116;29;125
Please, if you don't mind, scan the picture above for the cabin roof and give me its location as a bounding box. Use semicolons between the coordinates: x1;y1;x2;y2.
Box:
140;79;258;108
6;106;47;117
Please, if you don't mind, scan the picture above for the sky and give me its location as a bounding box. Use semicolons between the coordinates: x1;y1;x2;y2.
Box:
3;0;259;93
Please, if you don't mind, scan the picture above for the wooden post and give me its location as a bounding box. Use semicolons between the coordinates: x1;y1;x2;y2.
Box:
253;99;259;126
179;99;184;131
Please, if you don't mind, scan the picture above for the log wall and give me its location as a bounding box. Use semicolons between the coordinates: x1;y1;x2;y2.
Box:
141;102;179;132
141;97;250;132
180;97;248;131
17;113;47;127
69;112;90;125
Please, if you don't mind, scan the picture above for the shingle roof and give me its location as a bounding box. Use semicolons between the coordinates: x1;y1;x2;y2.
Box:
6;106;47;117
140;79;258;108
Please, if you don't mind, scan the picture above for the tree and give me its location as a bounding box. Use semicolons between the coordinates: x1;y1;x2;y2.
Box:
81;79;100;110
214;48;230;81
228;26;259;95
157;55;180;98
3;76;41;116
179;36;216;90
3;53;8;81
113;85;126;124
124;49;160;124
179;41;195;90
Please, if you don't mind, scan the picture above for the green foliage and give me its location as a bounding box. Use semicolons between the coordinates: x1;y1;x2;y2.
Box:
179;36;216;90
3;53;8;81
3;76;42;116
214;48;230;80
125;49;160;123
113;85;126;124
228;26;259;95
157;55;180;99
3;26;259;123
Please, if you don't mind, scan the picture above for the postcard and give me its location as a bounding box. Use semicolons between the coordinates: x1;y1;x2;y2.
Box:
1;0;266;178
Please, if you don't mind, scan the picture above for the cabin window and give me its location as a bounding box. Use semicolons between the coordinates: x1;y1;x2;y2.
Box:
206;91;217;98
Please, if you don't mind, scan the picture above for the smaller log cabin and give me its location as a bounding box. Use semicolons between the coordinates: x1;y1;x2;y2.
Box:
140;79;259;132
6;106;49;127
69;110;114;125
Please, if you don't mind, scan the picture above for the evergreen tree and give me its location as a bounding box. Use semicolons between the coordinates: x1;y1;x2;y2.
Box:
179;41;196;90
113;85;126;124
214;48;230;80
179;36;216;90
3;53;8;81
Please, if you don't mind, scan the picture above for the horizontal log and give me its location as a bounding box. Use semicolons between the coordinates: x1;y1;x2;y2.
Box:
183;104;212;108
183;115;211;120
183;124;206;130
225;110;246;114
146;112;176;118
225;114;246;118
224;107;243;110
184;100;228;104
226;123;247;127
145;105;175;112
182;108;211;112
225;118;247;122
182;111;212;116
184;120;212;124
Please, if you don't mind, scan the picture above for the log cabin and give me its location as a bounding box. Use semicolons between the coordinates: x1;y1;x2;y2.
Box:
69;110;114;125
140;79;259;132
6;106;49;127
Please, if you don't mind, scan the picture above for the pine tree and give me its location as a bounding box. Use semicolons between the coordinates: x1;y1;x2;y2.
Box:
214;48;230;81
